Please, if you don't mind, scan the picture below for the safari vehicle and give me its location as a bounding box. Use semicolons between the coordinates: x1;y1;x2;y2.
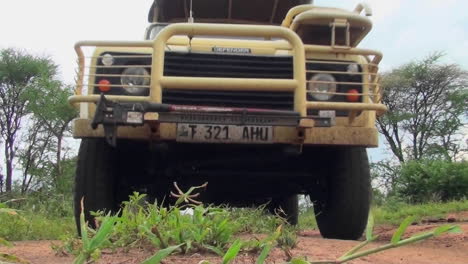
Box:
70;0;386;240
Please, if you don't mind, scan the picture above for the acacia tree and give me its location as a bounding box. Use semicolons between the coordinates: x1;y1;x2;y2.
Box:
0;49;57;192
377;53;467;163
373;53;467;194
17;118;54;193
25;80;77;189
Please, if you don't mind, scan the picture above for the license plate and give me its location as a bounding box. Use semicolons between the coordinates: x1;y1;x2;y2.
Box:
176;124;273;143
319;110;336;118
126;111;143;124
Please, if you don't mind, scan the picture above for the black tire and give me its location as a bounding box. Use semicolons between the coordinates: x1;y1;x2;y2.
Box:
270;195;299;225
74;139;116;234
312;147;371;240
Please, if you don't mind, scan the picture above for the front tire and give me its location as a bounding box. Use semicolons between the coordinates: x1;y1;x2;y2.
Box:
312;147;371;240
74;139;116;233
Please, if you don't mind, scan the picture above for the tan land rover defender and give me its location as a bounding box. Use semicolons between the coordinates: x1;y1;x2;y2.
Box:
70;0;386;240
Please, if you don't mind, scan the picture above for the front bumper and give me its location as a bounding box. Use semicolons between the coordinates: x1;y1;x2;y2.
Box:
73;118;378;147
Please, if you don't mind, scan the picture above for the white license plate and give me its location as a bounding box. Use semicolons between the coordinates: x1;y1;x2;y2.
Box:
176;124;273;143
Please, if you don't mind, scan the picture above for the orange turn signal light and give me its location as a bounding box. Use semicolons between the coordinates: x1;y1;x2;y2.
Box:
98;79;111;92
346;89;360;102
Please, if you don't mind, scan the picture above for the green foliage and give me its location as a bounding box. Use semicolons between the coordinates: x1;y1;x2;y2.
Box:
0;48;59;193
365;213;375;241
297;209;317;230
0;203;33;264
0;48;77;195
74;201;117;264
25;81;76;127
0;212;74;241
65;186;301;264
106;192;239;254
256;225;284;264
141;244;183;264
0;194;74;241
54;157;77;195
0;192;72;219
228;206;284;234
0;49;57;87
396;160;468;202
378;52;467;162
222;239;242;264
373;199;468;225
200;225;288;264
390;216;415;244
1;190;467;264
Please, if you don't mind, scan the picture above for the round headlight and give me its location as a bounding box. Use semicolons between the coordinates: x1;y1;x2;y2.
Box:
121;67;150;94
347;63;359;74
101;54;114;66
308;73;337;101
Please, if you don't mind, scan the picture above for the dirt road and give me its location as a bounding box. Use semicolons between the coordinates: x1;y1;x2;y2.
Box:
1;213;467;264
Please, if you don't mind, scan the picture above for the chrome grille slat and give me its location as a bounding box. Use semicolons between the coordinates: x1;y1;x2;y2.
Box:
163;52;293;79
162;90;294;110
161;52;294;110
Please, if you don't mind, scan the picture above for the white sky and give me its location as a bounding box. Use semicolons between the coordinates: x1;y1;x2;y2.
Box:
1;0;467;161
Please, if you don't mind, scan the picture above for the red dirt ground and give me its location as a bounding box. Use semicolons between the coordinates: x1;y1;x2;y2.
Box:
1;212;467;264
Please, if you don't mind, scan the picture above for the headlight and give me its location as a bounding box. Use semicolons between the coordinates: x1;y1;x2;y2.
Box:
101;54;114;66
121;67;150;94
308;73;337;101
347;63;359;74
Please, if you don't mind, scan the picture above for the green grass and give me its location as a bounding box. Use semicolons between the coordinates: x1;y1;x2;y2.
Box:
71;191;296;263
298;209;317;230
1;193;467;242
0;193;75;241
0;213;75;241
298;199;468;228
373;199;468;225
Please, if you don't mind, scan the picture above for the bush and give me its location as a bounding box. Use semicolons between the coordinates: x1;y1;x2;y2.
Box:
395;160;468;203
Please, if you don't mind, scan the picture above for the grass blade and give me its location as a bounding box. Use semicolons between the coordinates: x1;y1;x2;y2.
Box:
79;198;89;249
289;258;311;264
366;213;375;241
434;225;462;236
337;224;461;263
222;239;242;264
141;244;183;264
88;215;116;250
447;226;463;234
338;237;378;260
391;216;415;244
204;245;225;256
256;243;273;264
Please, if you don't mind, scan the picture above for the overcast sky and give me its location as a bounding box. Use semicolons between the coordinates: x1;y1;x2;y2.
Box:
1;0;467;83
1;0;467;161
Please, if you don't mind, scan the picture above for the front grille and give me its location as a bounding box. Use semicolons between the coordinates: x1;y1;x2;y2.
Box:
162;52;294;110
162;90;294;110
164;52;293;79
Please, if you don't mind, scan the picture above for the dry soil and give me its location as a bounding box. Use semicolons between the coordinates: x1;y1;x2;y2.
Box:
1;212;467;264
